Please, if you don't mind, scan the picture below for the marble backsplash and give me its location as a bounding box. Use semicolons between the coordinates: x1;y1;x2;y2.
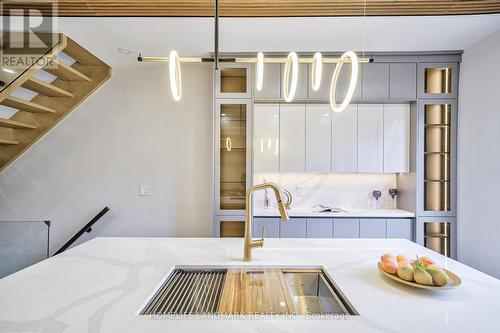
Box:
253;173;398;210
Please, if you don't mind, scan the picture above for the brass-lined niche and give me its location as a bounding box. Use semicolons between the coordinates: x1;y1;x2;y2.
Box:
424;103;451;211
424;67;452;94
220;68;247;93
424;222;451;257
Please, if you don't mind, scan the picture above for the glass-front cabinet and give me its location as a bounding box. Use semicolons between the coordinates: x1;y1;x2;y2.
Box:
215;99;251;216
418;99;457;217
418;63;458;98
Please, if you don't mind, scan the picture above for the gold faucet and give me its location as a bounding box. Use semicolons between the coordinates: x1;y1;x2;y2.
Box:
244;182;290;261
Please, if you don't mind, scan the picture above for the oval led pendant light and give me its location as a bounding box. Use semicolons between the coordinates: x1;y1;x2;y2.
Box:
169;50;182;101
311;52;322;91
283;51;298;102
329;51;358;113
256;52;264;91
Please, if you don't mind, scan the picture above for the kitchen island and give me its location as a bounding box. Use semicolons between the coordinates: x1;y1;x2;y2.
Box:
0;237;498;332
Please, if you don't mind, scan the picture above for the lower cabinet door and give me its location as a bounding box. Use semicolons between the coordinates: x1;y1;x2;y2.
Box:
333;219;360;238
360;219;387;238
306;219;333;238
386;218;413;241
280;218;307;238
253;218;280;238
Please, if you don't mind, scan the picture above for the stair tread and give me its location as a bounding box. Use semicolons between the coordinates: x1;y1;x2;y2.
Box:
0;138;19;145
1;96;56;113
0;118;37;129
22;77;74;97
44;60;92;82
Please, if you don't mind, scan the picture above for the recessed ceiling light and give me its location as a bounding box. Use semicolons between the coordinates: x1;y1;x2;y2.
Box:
118;48;131;54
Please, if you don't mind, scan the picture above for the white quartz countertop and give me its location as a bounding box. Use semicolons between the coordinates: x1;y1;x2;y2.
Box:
1;237;499;333
254;207;415;218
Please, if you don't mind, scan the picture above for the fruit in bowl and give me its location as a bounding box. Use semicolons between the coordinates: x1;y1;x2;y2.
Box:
379;253;450;287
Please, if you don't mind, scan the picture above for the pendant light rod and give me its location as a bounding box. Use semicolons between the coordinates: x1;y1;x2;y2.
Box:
214;0;219;70
138;55;372;64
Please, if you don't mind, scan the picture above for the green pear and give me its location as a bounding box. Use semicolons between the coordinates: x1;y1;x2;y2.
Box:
426;266;449;286
397;264;414;282
414;266;433;285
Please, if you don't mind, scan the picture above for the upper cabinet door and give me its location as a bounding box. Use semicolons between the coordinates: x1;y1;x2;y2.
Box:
332;104;358;173
362;63;389;100
418;63;459;99
307;63;335;100
280;63;308;101
358;104;384;173
389;63;417;99
336;62;363;101
254;63;281;100
384;104;410;173
253;104;280;172
215;64;252;99
280;104;306;172
306;104;331;172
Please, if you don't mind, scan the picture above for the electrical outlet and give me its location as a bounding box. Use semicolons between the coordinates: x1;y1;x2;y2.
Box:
296;185;303;197
139;185;150;196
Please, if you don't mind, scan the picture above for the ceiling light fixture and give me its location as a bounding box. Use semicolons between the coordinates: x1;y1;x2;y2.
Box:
311;52;322;91
329;51;358;113
256;52;264;91
283;51;298;103
169;50;182;101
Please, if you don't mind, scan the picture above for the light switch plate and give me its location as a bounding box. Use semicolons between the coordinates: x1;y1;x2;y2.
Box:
139;185;150;196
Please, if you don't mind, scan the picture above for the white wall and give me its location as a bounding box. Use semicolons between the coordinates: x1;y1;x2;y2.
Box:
0;63;214;254
458;29;500;278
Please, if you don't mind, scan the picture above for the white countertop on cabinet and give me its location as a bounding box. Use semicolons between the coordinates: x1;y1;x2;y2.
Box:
254;207;415;218
0;237;498;333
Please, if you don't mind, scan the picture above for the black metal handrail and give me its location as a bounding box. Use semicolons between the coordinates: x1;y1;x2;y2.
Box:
54;207;110;255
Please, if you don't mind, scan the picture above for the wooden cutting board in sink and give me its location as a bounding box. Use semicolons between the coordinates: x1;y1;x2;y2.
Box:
218;269;295;314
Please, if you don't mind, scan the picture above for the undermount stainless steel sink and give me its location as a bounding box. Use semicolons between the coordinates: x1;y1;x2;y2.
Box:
139;266;357;316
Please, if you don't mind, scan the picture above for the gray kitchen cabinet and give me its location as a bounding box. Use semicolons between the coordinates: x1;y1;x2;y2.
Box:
387;218;413;241
389;63;417;99
254;63;281;100
360;219;387;238
333;219;360;238
280;63;308;100
335;62;362;100
306;218;333;238
362;63;389;99
280;218;307;238
253;218;280;238
307;63;336;100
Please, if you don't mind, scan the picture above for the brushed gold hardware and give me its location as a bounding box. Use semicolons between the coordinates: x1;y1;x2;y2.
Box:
244;182;289;261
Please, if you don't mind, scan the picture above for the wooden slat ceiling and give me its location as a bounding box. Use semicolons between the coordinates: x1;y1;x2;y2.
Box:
1;0;500;17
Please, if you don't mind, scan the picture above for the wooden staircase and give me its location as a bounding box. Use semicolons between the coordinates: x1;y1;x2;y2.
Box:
0;34;111;172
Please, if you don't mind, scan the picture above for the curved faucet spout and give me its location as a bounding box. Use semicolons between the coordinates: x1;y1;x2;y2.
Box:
243;182;290;262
